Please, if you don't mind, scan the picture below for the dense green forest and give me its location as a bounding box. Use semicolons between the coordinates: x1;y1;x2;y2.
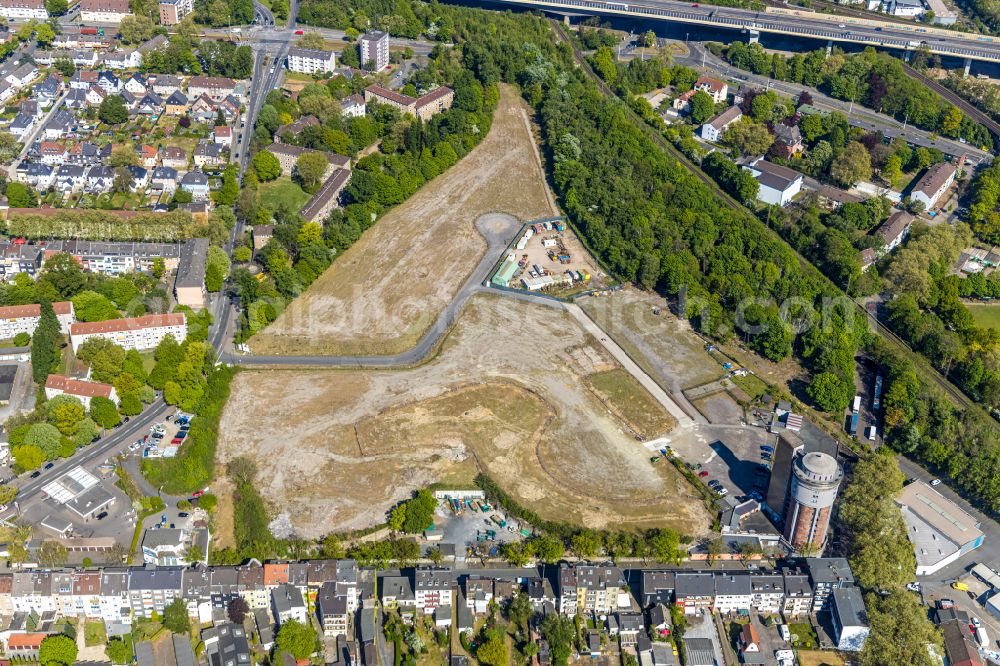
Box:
722;42;993;150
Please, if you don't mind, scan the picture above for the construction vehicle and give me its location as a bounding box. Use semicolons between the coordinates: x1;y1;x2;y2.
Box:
491;514;506;528
952;581;970;591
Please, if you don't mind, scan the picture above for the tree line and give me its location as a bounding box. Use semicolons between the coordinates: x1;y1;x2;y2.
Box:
722;42;992;150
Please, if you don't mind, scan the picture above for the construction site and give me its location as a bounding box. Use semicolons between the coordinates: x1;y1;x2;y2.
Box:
217;293;708;542
492;219;607;297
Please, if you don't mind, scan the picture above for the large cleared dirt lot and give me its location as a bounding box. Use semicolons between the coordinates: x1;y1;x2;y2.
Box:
250;84;558;356
219;294;708;540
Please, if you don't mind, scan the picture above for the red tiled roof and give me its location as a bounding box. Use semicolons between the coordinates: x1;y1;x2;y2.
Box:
414;86;453;109
0;301;71;319
264;563;289;586
45;374;115;399
70;312;184;336
8;634;46;649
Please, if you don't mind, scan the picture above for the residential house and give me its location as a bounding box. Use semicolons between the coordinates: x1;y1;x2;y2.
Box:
187;76;237;102
160;145;187;168
574;565;627;615
911;161;957;210
617;613;644;648
44;374;118;409
165;90;189;115
139;144;158;168
34;75;62;107
526;577;555;611
6;62;37;88
749;574;784;615
136;93;163;115
742;157;803;206
641;571;676;608
359;31;389;72
103;50;142;70
97;71;121;94
693;75;728;103
380;575;415;610
235;561;268;610
152;75;182;97
558;565;578;615
414;568;453;614
674;573;715;615
20;162;54;189
286;47;336;74
151;166;178;193
159;0;193;24
299;168;350;222
99;568;131;628
700;106;742;142
128;566;184;619
217;94;240;120
271;583;307;626
39;141;67;165
8;111;34;140
316;582;349;637
363;84;455;121
140;527;210;566
649;603;671;638
203;623;251;666
341;93;365;118
124;73;147;95
212;125;232;147
739;623;763;662
85;86;106;106
80;0;131;22
173;237;208;309
127;165;149;191
465;577;493;615
70;70;99;90
55;164;86;191
12;571;55;614
69;312;187;352
771;123;804;158
71;572;102;619
193;141;223;167
806;558;855;612
714;574;752;615
180;170;209;201
190;93;217;121
0;0;48;21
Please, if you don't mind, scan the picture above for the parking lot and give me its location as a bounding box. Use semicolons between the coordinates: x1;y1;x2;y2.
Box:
661;423;774;503
130;412;192;459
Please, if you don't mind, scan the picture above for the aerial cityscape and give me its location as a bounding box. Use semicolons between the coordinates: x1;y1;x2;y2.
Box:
0;0;994;662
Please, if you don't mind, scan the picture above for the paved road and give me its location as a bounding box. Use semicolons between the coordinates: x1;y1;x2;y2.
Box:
486;0;1000;63
6;399;172;518
565;303;695;427
222;213;524;366
680;42;991;163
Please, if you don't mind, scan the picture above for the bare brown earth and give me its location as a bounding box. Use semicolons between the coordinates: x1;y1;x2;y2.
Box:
249;84;558;356
219;294;708;540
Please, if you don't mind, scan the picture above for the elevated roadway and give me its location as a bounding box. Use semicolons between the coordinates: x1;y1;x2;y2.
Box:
483;0;1000;63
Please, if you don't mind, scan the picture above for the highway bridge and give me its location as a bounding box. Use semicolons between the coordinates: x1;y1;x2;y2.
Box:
484;0;1000;64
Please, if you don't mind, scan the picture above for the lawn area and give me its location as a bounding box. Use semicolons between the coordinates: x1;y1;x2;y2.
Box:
260;177;311;213
788;622;819;650
731;373;770;400
796;650;846;666
587;368;677;438
85;620;107;647
966;302;1000;330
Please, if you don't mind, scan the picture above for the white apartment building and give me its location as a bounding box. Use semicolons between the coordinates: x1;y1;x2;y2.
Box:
45;374;118;409
0;0;48;21
79;0;131;22
359;31;389;72
286;47;336;74
70;313;187;352
0;301;74;339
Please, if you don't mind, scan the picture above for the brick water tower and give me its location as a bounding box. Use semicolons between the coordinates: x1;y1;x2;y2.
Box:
783;451;843;552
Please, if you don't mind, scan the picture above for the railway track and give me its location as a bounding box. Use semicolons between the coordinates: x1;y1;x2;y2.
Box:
902;62;1000;141
551;18;977;412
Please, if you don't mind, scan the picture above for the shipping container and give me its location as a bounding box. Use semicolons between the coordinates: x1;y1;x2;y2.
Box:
976;627;989;648
852;395;862;412
849;412;859;436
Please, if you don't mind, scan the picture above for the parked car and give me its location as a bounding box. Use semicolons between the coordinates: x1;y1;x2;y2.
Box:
29;471;40;478
178;512;189;518
932;479;942;486
698;471;709;477
96;511;108;520
44;462;54;470
760;445;774;453
906;582;921;592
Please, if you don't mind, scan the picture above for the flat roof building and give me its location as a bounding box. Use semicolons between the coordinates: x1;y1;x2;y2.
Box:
173;238;209;310
897;480;985;576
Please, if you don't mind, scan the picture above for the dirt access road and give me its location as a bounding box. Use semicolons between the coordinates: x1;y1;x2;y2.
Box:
250;84;558;356
219;293;707;541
